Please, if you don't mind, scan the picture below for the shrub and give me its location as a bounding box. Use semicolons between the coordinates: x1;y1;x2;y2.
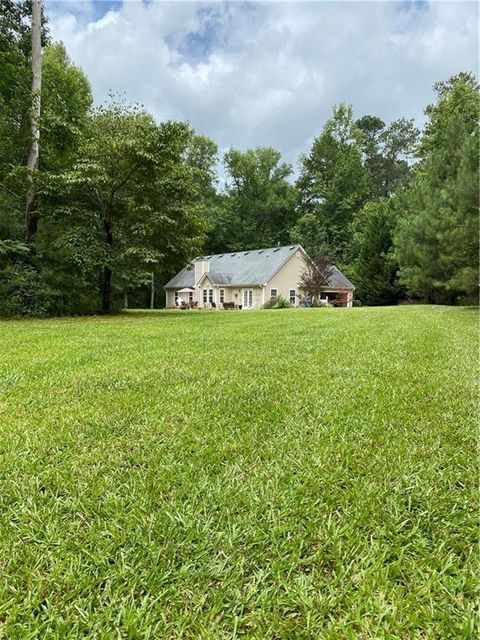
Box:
262;295;291;309
274;296;291;309
0;262;60;317
262;297;276;309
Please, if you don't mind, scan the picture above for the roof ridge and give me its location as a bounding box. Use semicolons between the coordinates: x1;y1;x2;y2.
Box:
197;244;301;260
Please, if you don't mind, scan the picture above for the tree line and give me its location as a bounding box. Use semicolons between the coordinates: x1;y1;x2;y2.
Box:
0;0;478;316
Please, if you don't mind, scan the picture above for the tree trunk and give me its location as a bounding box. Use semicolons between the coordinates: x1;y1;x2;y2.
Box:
124;289;128;309
102;218;113;313
150;272;155;309
25;0;42;243
102;267;112;313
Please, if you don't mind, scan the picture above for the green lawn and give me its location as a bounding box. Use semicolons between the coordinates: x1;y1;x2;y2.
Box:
0;306;477;639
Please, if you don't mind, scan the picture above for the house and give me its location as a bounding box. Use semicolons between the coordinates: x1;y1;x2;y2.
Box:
164;244;355;309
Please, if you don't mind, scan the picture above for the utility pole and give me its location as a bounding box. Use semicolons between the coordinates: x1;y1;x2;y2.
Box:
25;0;42;243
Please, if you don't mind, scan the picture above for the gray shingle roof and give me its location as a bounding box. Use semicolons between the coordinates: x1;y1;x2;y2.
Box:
165;245;301;288
328;266;355;289
164;245;354;290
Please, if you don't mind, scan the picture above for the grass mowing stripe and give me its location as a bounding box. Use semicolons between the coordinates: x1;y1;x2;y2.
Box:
0;306;477;638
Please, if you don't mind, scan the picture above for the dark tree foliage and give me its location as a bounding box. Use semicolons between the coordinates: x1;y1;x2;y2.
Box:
394;73;479;303
207;147;298;253
43;105;210;313
295;104;372;262
0;0;50;173
356;115;419;198
349;200;402;306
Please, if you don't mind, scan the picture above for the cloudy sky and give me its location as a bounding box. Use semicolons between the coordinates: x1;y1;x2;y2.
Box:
44;0;478;171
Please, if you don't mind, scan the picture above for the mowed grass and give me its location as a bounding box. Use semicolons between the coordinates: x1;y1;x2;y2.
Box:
0;306;477;639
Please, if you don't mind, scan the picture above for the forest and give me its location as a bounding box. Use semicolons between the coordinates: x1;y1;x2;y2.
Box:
0;0;478;316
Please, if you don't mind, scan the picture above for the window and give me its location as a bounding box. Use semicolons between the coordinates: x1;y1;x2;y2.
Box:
219;289;225;303
189;291;194;302
289;289;296;305
270;288;278;299
204;288;213;304
175;291;179;302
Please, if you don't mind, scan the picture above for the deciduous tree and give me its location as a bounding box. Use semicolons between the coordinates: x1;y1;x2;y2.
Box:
299;253;334;303
296;104;372;261
210;147;297;252
48;103;209;313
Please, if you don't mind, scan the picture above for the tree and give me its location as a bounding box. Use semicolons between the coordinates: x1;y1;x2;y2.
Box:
41;43;92;173
356;115;419;198
380;118;419;196
418;72;479;159
350;200;401;306
299;253;334;303
209;147;297;252
289;212;329;257
49;103;209;313
24;0;42;243
394;73;479;303
185;134;221;254
296;104;372;261
185;134;218;199
355;114;385;196
0;0;49;175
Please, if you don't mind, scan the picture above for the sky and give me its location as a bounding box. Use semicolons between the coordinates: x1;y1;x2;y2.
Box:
44;0;479;174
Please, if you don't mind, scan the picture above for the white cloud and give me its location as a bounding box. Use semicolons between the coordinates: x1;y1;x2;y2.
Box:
47;0;479;173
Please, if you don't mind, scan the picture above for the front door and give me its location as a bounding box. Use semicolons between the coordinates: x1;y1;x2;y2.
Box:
242;289;253;308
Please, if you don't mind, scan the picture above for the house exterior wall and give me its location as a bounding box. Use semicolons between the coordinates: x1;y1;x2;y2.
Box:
166;289;194;308
265;248;305;306
215;286;262;308
219;287;233;304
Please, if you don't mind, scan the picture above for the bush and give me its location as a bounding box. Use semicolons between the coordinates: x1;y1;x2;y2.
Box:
262;295;291;309
0;262;60;317
274;296;291;309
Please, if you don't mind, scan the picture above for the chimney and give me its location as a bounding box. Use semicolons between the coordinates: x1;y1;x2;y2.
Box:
194;258;209;284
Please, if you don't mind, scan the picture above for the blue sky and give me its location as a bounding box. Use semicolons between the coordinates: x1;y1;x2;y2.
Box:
45;1;479;175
